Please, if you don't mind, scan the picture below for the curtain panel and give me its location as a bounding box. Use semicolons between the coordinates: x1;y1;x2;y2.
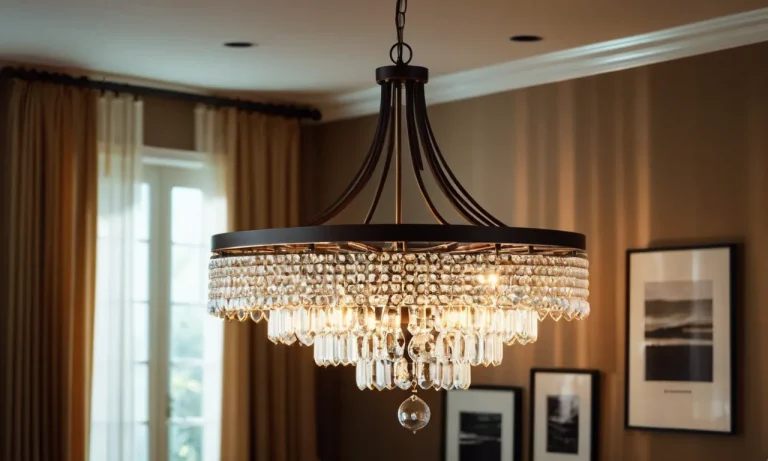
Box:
89;94;144;461
0;78;99;461
196;106;317;461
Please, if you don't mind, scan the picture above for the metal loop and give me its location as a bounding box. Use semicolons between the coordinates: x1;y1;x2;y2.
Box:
392;0;409;63
389;42;413;64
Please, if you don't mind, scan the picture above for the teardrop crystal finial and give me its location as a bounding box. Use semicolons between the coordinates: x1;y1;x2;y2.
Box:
397;394;431;433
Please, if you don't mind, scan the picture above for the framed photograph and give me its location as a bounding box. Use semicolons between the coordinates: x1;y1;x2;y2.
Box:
442;385;522;461
625;244;736;434
530;369;599;461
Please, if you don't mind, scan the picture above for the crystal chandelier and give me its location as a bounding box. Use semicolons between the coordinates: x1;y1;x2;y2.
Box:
208;0;590;433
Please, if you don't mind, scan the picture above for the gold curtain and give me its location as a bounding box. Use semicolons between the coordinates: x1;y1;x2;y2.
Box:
0;78;99;461
202;107;318;461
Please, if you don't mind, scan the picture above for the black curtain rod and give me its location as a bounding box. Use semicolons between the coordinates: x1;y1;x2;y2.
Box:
0;66;322;121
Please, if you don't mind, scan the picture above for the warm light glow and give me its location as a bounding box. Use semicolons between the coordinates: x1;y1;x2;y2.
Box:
208;251;589;390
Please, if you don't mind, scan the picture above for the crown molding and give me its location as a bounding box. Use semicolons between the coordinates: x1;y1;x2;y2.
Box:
312;7;768;123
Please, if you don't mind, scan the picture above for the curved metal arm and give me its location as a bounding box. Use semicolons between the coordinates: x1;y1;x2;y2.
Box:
405;81;447;224
307;82;393;225
306;64;506;229
364;85;396;224
413;84;496;226
414;84;506;227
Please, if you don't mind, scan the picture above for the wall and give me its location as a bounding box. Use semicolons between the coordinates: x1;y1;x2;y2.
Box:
143;95;196;150
302;42;768;461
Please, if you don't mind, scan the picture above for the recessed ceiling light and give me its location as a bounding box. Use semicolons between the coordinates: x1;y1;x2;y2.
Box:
510;35;542;42
224;42;256;48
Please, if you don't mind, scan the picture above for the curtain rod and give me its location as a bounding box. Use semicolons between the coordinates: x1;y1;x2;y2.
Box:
0;66;322;121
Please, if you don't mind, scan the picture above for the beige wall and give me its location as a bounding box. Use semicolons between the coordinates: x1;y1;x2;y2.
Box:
302;42;768;461
143;95;196;150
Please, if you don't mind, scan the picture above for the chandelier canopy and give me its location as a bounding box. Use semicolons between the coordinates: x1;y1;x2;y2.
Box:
208;0;590;433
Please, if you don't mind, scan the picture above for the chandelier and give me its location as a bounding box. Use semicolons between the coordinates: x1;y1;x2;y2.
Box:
208;0;590;433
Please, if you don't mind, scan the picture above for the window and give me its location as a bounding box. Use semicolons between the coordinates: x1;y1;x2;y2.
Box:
92;147;223;461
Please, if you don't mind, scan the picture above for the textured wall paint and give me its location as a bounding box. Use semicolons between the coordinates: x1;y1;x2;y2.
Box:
302;42;768;461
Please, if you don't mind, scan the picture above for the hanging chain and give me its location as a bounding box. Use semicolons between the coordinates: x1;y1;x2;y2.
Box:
390;0;412;64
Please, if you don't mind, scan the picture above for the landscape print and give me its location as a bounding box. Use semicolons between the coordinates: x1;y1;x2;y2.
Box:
459;412;502;461
546;395;579;454
644;280;714;382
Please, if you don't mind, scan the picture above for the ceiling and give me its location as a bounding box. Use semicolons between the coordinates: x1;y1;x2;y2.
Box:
1;0;767;102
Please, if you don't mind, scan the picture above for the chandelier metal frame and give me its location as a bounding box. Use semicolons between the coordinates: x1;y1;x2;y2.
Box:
208;0;590;434
211;0;586;257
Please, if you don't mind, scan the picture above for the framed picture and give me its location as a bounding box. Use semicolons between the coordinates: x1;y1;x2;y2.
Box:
442;385;522;461
625;244;737;434
530;369;599;461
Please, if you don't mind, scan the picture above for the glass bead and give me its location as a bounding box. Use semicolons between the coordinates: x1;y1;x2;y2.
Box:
282;334;297;346
416;361;437;390
491;335;503;366
337;333;349;365
470;333;484;366
440;362;454;390
408;333;435;362
358;333;373;360
325;334;338;366
398;395;431;433
347;334;359;363
435;332;455;362
386;330;406;361
356;361;366;390
483;334;494;367
454;362;471;390
314;334;326;367
249;310;265;323
394;358;412;390
297;330;315;346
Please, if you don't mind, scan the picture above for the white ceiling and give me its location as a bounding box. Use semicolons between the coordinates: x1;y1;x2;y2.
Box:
1;0;767;102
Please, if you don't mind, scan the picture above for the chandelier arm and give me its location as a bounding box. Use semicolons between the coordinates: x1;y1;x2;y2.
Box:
416;85;507;227
405;81;448;224
421;121;494;226
394;83;403;224
412;85;491;226
307;83;393;225
364;87;397;224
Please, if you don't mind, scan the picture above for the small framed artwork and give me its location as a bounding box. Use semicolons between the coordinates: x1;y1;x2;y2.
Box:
442;385;522;461
530;369;599;461
625;244;737;434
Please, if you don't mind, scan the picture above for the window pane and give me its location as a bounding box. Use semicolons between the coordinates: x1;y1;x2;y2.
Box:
96;238;111;304
134;363;149;422
170;365;203;418
169;424;203;461
134;183;150;241
90;422;107;461
171;246;204;304
135;423;149;461
133;302;149;362
171;187;203;245
171;305;204;360
97;217;109;239
133;241;149;302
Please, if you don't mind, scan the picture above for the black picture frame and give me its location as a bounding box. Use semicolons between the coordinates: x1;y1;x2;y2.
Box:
530;368;600;461
441;385;523;461
624;243;737;434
